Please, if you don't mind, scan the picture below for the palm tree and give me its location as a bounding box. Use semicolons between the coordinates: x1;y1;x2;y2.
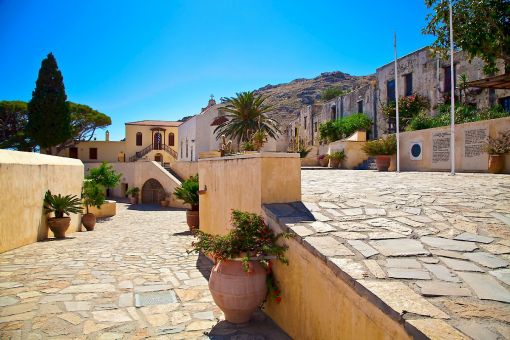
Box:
214;91;280;144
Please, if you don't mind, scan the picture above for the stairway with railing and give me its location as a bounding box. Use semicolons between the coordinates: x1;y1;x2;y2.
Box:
128;144;178;162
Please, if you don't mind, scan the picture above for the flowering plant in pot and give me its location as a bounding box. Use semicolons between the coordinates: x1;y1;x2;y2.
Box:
329;150;346;168
484;130;510;174
189;210;291;324
361;135;397;171
173;175;199;230
44;190;83;239
317;154;329;167
126;187;140;204
81;180;105;231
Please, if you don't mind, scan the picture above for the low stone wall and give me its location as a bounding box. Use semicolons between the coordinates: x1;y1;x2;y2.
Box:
88;200;117;218
170;161;198;180
398;117;510;173
0;150;84;253
198;152;301;235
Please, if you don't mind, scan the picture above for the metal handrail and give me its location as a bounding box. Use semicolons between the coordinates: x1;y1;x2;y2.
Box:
128;144;177;162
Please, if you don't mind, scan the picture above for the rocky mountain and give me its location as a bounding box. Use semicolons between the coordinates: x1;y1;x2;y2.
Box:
254;71;374;126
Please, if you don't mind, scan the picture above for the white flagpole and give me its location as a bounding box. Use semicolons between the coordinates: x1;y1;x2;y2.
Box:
449;1;456;175
394;32;400;173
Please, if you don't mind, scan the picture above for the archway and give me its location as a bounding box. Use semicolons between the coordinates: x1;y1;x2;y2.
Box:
141;178;165;204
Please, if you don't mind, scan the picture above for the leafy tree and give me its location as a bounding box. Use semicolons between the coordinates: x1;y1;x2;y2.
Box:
423;0;510;74
0;101;33;151
86;162;122;196
319;113;373;143
214;91;280;143
27;53;72;153
320;87;346;101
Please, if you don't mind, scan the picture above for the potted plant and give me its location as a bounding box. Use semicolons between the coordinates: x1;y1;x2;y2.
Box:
318;154;329;167
81;180;105;231
160;193;169;207
251;130;268;151
86;162;122;197
484;130;510;174
126;187;140;204
329;150;346;168
362;135;397;171
174;175;199;230
44;190;83;239
189;210;291;324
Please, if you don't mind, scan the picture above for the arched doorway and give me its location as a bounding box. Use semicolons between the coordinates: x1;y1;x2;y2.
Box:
141;179;165;204
154;153;162;163
154;132;162;150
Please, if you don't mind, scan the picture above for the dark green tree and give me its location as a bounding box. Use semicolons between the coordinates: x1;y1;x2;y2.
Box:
214;91;280;143
0;101;34;151
320;87;346;101
27;53;72;153
423;0;510;74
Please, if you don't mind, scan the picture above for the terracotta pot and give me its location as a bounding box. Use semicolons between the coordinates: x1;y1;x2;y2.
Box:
186;210;199;231
47;217;71;239
82;213;96;231
160;200;169;207
330;159;340;168
488;154;504;174
129;197;138;204
375;155;391;171
319;158;329;167
209;259;267;324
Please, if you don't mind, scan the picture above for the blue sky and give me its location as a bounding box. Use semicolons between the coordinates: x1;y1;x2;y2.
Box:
0;0;434;141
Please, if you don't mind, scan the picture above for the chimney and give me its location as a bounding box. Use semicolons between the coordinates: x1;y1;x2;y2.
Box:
105;130;110;141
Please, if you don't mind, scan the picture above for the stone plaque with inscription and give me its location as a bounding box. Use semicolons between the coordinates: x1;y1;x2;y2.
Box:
463;127;488;171
431;131;451;169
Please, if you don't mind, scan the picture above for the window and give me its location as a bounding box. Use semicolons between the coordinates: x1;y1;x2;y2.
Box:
314;122;318;132
136;132;142;146
331;105;336;120
357;101;363;113
500;97;510;113
185;139;189;158
294;127;298;137
89;148;97;160
190;146;194;161
168;133;175;146
180;140;183;158
69;147;78;159
444;66;456;92
304;117;307;130
387;79;396;104
404;73;413;96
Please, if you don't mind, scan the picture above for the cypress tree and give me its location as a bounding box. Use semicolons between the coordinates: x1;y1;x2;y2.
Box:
27;53;72;153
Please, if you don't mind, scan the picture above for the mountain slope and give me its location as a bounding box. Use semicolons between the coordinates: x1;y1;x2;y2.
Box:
254;71;374;126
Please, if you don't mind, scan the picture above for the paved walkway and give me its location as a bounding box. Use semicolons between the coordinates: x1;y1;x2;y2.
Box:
296;170;510;339
0;204;289;339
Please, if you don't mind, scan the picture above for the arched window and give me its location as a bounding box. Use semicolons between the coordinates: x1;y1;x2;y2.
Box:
136;132;142;146
168;133;175;146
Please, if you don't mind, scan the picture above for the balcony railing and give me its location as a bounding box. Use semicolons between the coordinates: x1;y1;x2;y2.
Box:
128;144;177;162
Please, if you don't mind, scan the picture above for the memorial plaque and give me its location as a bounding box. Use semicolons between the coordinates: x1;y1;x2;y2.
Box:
463;127;488;171
431;131;450;169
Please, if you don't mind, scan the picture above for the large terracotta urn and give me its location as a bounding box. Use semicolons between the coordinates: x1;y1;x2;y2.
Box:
375;155;391;171
48;217;71;239
209;259;267;324
186;210;199;231
488;154;504;174
82;213;96;231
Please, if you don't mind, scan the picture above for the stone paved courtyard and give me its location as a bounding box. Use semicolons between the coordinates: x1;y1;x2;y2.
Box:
296;170;510;339
0;205;289;339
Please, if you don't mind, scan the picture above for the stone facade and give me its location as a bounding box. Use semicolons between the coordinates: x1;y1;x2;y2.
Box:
288;46;510;144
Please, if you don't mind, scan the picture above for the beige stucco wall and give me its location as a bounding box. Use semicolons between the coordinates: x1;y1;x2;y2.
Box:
328;141;368;169
56;141;125;163
84;161;186;208
125;124;179;160
198;153;301;235
262;224;412;340
398;117;510;173
0;150;84;253
170;161;198;180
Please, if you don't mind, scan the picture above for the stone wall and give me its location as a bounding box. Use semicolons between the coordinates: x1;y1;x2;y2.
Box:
169;161;199;180
0;150;84;253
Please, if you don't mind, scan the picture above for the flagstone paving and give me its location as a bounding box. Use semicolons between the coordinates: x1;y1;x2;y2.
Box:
283;170;510;339
0;204;289;339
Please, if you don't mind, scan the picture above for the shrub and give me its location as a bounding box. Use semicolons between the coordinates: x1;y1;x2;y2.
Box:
298;146;312;158
241;140;256;151
382;94;430;130
320;87;345;101
126;187;140;198
86;162;121;192
329;150;346;161
362;135;397;156
319;113;373;143
484;130;510;155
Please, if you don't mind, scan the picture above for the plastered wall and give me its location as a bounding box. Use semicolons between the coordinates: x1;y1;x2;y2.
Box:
0;150;84;253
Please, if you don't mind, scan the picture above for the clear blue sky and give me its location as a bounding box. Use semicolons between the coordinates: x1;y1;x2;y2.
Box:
0;0;434;141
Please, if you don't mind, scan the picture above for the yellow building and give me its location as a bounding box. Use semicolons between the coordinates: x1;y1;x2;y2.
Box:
56;120;181;165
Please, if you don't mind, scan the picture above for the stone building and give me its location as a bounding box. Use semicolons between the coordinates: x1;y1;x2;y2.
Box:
288;46;510;145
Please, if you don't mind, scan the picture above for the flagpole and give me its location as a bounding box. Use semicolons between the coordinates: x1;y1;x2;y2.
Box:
394;32;400;173
449;1;455;175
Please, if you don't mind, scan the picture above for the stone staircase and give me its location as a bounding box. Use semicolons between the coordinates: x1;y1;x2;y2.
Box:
354;157;377;170
163;166;184;183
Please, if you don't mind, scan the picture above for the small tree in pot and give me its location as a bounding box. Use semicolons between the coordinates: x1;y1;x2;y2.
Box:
189;210;291;324
329;150;346;168
86;162;121;197
484;130;510;174
174;175;199;231
362;135;397;171
44;190;83;239
81;180;105;231
126;187;140;204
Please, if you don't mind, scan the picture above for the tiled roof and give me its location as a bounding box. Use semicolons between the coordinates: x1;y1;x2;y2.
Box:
125;120;182;127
